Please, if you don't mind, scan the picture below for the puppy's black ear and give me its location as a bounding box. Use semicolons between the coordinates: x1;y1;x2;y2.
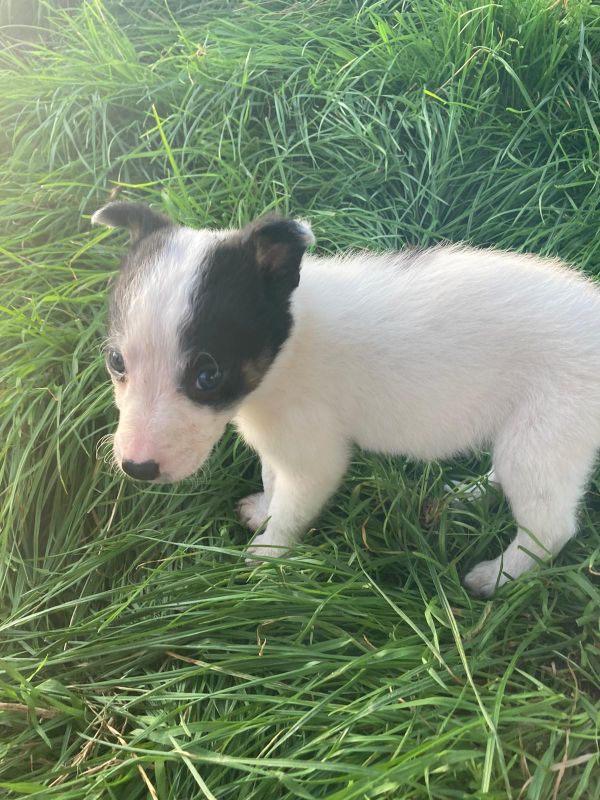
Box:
242;214;315;289
91;202;171;243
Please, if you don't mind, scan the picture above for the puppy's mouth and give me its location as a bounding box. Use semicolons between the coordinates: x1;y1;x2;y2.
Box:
118;466;185;485
152;473;175;485
116;456;202;485
117;456;189;484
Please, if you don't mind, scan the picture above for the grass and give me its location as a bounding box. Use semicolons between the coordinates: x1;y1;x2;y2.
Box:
0;0;599;797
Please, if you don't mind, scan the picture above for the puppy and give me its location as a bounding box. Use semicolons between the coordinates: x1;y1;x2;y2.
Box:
93;202;600;596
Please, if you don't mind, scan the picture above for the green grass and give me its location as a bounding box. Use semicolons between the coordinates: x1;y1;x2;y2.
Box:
1;0;599;797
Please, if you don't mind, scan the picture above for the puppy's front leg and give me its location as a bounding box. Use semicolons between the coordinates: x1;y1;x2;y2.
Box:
246;447;348;561
237;460;275;532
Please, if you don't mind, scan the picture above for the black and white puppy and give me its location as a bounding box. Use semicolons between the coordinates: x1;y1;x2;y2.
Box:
93;202;600;596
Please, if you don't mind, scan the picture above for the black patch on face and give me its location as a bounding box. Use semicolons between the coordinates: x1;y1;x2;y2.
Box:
179;215;312;409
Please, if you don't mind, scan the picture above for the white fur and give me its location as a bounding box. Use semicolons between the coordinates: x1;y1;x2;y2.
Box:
234;246;600;595
110;231;600;596
111;228;232;481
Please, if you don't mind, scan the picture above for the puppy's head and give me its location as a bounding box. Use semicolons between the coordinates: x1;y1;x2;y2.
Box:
93;202;314;483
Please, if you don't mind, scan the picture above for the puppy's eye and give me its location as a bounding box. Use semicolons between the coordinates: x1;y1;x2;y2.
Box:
107;349;126;377
196;366;221;391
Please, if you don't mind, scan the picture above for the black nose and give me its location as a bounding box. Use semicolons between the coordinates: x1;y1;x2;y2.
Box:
121;459;160;481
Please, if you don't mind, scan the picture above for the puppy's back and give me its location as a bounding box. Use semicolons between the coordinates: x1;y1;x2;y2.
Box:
278;245;600;458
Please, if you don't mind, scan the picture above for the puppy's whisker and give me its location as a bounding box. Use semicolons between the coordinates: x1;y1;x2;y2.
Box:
96;433;114;460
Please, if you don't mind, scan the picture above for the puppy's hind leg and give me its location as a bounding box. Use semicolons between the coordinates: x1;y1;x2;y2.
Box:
464;405;598;597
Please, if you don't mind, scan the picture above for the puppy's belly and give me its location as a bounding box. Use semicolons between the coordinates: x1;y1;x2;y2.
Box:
354;426;487;462
350;399;501;461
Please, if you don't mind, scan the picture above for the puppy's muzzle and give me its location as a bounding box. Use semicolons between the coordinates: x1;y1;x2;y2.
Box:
121;459;160;481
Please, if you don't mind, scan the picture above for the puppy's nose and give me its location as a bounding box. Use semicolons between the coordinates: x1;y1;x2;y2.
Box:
121;459;160;481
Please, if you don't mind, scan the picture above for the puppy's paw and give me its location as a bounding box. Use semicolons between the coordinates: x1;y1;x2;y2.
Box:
444;470;498;505
444;479;488;503
245;533;290;564
237;492;269;532
463;557;509;597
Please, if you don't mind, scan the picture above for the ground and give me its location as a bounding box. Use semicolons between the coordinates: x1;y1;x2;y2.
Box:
0;1;599;798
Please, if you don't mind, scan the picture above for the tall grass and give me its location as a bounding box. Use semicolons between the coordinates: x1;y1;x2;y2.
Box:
1;1;599;798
